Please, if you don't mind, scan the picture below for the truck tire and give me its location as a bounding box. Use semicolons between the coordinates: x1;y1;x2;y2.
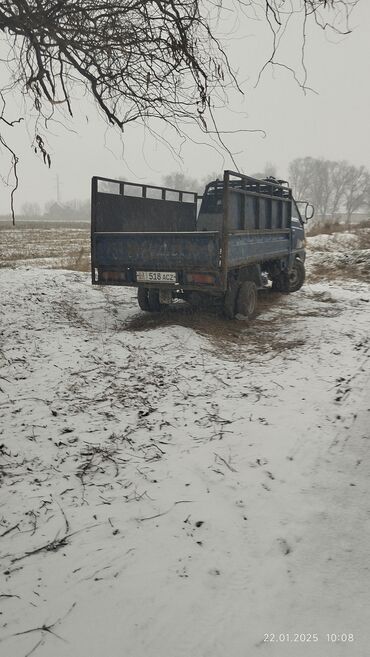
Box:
236;281;257;319
288;258;305;293
272;260;305;294
223;280;238;319
147;288;161;312
271;271;290;294
137;287;151;311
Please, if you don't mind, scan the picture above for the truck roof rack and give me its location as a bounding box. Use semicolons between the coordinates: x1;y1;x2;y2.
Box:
204;170;292;200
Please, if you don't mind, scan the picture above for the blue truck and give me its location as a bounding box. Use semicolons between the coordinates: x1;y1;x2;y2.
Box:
91;170;313;318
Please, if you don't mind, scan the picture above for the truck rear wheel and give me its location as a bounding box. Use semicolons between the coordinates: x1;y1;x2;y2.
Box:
138;287;162;312
236;281;257;319
137;287;150;311
223;280;238;319
147;288;161;312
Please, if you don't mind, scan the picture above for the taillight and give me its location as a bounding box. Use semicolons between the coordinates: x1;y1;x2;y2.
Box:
186;273;215;285
99;271;126;282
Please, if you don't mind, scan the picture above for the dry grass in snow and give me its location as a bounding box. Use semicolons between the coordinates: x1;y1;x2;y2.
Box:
0;221;90;271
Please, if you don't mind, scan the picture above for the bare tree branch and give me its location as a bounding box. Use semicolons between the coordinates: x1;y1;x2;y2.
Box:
0;0;361;218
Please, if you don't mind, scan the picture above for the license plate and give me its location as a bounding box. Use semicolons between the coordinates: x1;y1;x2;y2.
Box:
136;271;177;283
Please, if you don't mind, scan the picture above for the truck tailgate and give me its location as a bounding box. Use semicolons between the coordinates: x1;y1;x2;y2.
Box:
93;231;220;270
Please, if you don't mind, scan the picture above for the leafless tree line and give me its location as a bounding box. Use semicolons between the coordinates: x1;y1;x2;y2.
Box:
289;157;370;223
18;156;369;224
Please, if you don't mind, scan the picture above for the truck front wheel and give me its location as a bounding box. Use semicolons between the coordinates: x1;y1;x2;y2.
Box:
272;271;290;293
271;259;305;293
236;281;257;319
288;259;305;293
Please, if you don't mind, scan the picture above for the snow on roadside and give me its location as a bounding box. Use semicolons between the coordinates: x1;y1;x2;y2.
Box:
0;268;369;657
307;231;362;252
306;229;370;282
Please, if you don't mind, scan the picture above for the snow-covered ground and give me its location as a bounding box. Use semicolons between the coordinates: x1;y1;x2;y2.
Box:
306;228;370;283
1;229;370;656
0;223;90;270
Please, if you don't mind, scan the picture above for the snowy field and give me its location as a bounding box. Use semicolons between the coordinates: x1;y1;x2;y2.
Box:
0;224;370;657
0;222;90;270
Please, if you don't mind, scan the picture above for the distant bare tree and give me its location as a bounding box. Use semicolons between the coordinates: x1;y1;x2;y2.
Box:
290;157;332;216
265;162;277;178
288;157;315;201
200;171;224;189
0;1;360;223
163;170;224;194
342;165;370;224
21;201;41;217
248;164;277;180
162;173;200;193
329;161;350;217
312;159;332;217
364;180;370;214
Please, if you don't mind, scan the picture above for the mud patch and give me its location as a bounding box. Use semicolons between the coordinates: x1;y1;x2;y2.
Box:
122;291;282;339
121;291;308;358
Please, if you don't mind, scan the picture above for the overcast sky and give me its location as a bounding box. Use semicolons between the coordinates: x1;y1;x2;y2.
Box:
1;1;369;214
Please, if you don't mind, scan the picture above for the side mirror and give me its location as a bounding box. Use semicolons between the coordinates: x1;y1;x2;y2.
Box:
297;200;314;223
305;203;314;221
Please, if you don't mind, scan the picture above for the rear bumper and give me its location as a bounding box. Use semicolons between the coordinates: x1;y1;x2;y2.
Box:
92;266;224;294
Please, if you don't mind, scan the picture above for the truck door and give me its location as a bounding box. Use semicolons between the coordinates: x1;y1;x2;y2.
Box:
291;200;305;259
